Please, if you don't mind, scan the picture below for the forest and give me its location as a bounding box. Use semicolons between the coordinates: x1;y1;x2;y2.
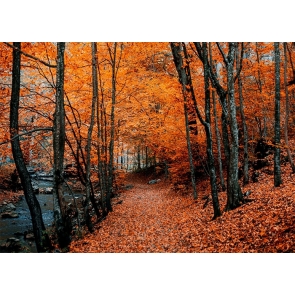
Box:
0;41;295;255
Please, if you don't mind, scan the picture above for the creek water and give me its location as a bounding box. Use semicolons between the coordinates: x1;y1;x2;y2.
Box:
0;180;81;252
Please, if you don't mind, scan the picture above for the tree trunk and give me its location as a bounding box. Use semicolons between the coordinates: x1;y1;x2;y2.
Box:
274;42;282;186
225;43;244;210
194;42;243;211
201;42;221;218
10;42;51;252
106;42;122;212
96;56;107;216
53;42;71;248
83;42;101;233
209;43;226;191
283;42;295;173
170;42;198;200
213;90;226;191
236;43;249;184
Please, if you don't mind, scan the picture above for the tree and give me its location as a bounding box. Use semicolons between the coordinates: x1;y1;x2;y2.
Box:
236;43;249;184
53;42;71;248
283;42;295;173
171;42;221;218
274;42;282;187
9;42;51;252
194;42;244;211
170;42;198;200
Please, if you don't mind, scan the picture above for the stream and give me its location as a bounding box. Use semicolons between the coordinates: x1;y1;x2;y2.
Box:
0;179;82;252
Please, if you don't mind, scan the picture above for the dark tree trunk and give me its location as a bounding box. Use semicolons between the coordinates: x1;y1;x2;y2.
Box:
274;42;282;186
170;42;198;200
96;58;107;216
213;90;226;191
201;42;221;218
53;42;71;248
283;42;295;173
225;43;244;210
194;42;243;211
10;42;51;252
106;42;122;213
236;43;249;184
209;43;226;191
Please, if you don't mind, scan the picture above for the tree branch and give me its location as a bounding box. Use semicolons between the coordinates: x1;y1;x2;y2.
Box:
1;127;53;146
216;42;228;67
4;42;57;68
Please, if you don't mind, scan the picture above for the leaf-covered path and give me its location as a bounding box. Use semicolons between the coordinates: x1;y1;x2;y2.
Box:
70;176;201;252
70;168;295;253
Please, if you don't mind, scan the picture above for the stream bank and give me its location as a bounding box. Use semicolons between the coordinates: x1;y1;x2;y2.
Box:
0;179;83;253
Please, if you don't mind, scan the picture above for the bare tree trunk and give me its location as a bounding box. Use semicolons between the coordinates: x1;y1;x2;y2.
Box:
170;42;198;200
96;56;107;216
83;42;100;233
106;42;122;212
10;42;51;252
236;43;249;184
53;42;71;248
200;42;221;218
213;90;226;191
225;43;244;210
283;42;295;173
182;87;198;200
274;42;282;187
209;43;226;191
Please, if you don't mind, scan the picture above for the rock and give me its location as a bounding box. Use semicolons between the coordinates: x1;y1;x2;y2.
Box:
1;211;19;218
2;201;7;205
45;187;53;194
5;203;16;211
25;233;35;240
148;179;157;184
148;179;161;184
124;184;134;190
0;237;22;252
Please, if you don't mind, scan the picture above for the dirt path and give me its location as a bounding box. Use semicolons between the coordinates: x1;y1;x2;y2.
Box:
70;176;204;252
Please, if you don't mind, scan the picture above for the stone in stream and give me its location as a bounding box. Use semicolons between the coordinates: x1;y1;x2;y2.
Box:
1;211;19;218
0;237;22;252
25;233;35;240
45;187;53;194
4;203;16;211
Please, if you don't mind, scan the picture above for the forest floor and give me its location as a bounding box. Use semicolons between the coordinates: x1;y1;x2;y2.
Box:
69;164;295;253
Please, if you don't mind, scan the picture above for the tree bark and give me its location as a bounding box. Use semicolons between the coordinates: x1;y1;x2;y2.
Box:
209;43;226;191
225;43;244;210
200;42;221;218
10;42;51;252
53;42;71;248
283;42;295;173
274;42;282;186
236;43;249;184
170;42;198;200
194;42;244;210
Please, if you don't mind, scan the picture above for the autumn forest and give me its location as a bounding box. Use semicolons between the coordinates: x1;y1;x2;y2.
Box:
1;42;295;254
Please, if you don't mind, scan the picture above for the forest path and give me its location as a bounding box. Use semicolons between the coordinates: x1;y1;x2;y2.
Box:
70;168;295;253
70;175;204;252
